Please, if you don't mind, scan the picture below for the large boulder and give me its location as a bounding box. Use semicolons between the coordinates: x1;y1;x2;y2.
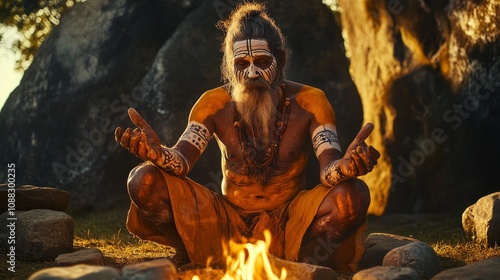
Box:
382;241;440;279
0;209;74;261
0;0;361;211
0;0;202;211
462;192;500;247
358;233;418;270
338;0;500;214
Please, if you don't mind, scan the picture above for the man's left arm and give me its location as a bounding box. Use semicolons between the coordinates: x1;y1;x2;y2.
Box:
317;123;380;187
306;90;380;187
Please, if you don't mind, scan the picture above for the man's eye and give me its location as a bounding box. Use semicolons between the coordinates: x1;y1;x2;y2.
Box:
255;58;273;68
235;61;249;70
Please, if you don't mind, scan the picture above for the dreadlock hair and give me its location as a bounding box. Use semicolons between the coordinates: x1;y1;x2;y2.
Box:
217;2;290;88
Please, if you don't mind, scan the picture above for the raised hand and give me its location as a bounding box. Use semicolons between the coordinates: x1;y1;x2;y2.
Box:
115;108;163;162
338;123;380;177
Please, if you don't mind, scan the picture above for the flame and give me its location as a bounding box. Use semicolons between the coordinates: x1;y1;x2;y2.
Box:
221;230;286;280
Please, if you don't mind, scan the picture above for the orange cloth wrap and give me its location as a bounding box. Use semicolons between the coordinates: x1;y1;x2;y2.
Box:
126;171;365;271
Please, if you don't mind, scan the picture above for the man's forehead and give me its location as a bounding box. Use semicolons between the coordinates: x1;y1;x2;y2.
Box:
233;39;272;57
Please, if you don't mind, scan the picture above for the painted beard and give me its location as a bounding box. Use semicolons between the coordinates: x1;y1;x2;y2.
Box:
232;77;282;148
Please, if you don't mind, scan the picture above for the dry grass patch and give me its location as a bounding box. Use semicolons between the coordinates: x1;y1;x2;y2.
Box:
71;207;176;267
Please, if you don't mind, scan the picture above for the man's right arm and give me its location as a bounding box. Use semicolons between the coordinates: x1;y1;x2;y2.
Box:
115;107;191;176
115;87;230;177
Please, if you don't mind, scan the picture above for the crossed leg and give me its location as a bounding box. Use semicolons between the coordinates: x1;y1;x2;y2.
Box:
298;178;370;271
126;162;189;264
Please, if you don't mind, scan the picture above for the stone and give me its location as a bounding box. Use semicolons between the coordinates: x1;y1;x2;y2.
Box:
353;266;424;280
269;255;337;280
122;259;177;280
177;268;225;280
28;264;120;280
338;0;500;214
55;248;105;266
462;192;500;247
383;241;440;279
0;184;71;212
431;257;500;280
0;209;73;260
358;233;418;269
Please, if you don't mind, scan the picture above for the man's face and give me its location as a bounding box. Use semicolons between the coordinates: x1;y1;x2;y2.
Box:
232;39;277;84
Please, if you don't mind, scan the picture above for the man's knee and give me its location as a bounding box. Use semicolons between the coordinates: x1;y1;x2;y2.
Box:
319;178;371;218
127;163;169;206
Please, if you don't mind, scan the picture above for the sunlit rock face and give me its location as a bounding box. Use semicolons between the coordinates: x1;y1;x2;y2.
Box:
0;0;361;211
339;0;500;214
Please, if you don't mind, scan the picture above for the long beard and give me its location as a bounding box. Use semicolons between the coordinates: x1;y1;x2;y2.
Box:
232;78;282;148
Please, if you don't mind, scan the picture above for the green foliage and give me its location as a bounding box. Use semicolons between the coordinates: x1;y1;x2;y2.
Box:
0;0;82;70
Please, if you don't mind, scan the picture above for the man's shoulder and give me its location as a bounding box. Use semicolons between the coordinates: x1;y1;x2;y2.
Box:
287;81;335;124
285;80;325;98
203;85;231;97
190;85;231;122
290;81;329;107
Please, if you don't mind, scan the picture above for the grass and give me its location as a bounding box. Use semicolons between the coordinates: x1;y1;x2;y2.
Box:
1;209;499;279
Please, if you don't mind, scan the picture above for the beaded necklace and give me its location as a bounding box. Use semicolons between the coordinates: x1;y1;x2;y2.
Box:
233;84;290;184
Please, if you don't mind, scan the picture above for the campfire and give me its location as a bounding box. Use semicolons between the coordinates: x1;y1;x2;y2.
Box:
192;230;287;280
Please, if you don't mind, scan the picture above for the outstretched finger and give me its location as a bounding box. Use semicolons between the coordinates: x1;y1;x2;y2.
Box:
346;123;374;153
351;148;367;175
354;123;374;144
368;146;381;160
128;107;160;145
115;127;124;142
129;108;152;131
128;129;142;155
120;128;133;149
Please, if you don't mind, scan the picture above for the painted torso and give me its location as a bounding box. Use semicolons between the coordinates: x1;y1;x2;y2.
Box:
184;80;337;212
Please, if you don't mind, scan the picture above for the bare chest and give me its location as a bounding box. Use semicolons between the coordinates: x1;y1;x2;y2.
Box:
213;101;312;181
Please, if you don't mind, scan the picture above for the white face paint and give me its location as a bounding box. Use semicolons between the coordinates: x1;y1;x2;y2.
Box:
233;39;278;83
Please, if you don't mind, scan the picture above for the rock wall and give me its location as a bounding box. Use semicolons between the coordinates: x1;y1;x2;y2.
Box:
338;0;500;214
0;0;361;211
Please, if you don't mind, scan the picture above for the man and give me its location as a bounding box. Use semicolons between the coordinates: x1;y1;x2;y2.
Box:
115;2;380;272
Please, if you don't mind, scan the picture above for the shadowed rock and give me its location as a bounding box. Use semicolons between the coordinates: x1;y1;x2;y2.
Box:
358;233;418;269
28;264;120;280
122;259;177;280
0;184;70;212
55;248;105;266
431;257;500;280
354;266;424;280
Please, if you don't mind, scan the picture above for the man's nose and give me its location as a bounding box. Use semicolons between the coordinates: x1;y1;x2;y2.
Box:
247;64;259;79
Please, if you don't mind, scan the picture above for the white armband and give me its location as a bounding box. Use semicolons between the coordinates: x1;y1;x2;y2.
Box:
312;124;341;157
178;121;212;153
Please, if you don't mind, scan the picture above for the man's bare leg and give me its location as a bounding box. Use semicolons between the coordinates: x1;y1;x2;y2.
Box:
298;178;370;271
127;162;189;264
